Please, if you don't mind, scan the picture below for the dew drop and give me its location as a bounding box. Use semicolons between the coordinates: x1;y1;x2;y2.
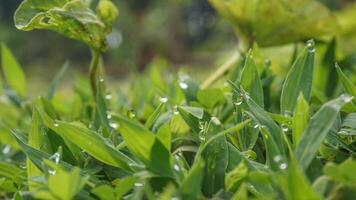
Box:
173;164;180;171
179;81;188;89
99;77;105;82
211;117;221;125
159;97;168;103
279;163;288;170
273;155;283;163
48;169;56;175
53;123;59;127
306;39;315;53
109;122;118;129
134;182;144;187
281;124;289;132
341;94;353;103
107;113;112;119
252;123;259;129
105;94;112;100
2;145;11;154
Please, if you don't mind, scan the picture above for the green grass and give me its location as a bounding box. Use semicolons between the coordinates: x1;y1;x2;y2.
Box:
1;0;356;200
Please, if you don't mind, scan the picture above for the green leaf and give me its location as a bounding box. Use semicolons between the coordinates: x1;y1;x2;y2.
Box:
27;109;46;190
14;0;107;51
37;109;134;171
47;166;89;200
1;43;26;97
113;115;173;177
179;160;204;200
324;158;356;187
295;95;352;170
278;160;321;200
91;185;116;200
292;93;309;147
47;61;69;100
209;0;336;47
240;51;264;107
335;63;356;97
113;176;138;199
281;40;315;115
197;88;225;108
225;161;248;192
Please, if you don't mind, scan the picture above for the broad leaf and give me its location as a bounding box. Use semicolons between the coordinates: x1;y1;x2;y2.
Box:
14;0;107;51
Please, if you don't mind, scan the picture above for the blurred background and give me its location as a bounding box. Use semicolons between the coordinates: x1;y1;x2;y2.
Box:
0;0;355;90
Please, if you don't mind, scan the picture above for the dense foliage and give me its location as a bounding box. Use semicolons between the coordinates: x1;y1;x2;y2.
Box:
0;0;356;199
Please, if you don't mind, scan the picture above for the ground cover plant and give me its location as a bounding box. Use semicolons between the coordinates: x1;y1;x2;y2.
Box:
0;0;356;199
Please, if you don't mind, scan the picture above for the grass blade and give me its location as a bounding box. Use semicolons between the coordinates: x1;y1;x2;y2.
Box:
295;94;352;170
1;43;26;97
281;40;315;115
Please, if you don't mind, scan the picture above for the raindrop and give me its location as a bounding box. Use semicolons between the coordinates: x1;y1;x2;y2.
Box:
252;123;259;129
281;124;289;132
105;94;112;100
173;164;180;171
179;81;188;89
109;122;118;129
341;94;353;103
2;145;11;154
279;163;288;170
159;97;168;103
50;152;61;164
211;117;221;125
48;168;56;175
306;39;315;53
273;155;283;163
134;182;144;187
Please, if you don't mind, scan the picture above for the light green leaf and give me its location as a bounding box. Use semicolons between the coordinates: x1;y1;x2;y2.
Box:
197;88;225;108
113;115;173;176
295;95;352;170
14;0;107;51
38;109;134;171
240;51;264;107
180;160;204;200
279;160;321;200
324;158;356;187
292;93;309;147
335;63;356;98
48;167;89;200
281;40;315;115
209;0;336;47
1;43;26;97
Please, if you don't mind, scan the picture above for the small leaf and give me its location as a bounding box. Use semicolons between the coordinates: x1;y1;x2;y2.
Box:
292;93;309;147
179;160;204;200
335;63;356;97
324;158;356;187
240;51;264;107
197;88;225;108
295;95;352;170
1;43;26;97
47;61;69;100
38;110;134;171
281;40;315;115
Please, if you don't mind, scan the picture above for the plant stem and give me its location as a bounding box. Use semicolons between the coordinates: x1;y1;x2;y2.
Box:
201;50;241;89
89;49;101;97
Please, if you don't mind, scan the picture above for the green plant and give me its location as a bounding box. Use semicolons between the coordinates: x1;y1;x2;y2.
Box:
0;0;356;200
